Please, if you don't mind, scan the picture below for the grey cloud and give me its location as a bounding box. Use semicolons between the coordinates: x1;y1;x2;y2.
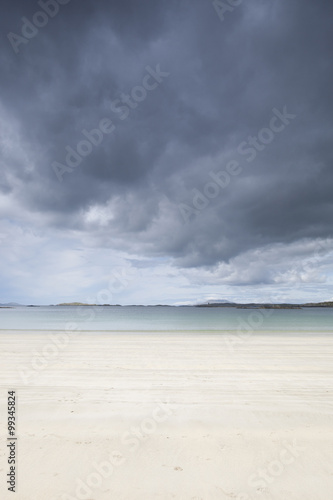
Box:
1;0;333;282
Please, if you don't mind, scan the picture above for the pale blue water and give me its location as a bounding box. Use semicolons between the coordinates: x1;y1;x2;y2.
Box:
0;306;332;333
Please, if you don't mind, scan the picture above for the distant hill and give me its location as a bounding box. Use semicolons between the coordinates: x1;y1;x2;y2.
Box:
56;302;122;306
3;300;330;309
303;301;333;307
196;301;333;309
0;302;23;307
57;302;96;306
196;302;236;308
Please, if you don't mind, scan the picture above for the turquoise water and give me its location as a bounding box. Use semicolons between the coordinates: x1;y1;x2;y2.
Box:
0;306;332;332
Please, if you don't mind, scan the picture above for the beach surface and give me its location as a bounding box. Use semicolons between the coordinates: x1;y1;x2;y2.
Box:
0;331;333;499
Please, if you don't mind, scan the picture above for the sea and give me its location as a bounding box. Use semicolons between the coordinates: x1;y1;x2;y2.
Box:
0;306;333;333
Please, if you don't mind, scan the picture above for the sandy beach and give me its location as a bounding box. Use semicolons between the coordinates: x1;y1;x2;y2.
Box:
1;331;333;499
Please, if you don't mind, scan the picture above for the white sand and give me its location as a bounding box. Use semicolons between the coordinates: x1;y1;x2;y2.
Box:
0;331;333;499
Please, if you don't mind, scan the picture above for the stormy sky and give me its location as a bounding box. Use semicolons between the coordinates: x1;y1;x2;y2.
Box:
0;0;332;304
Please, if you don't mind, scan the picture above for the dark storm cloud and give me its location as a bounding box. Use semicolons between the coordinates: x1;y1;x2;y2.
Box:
1;0;333;269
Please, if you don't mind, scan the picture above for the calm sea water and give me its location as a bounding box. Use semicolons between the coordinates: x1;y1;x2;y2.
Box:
0;306;333;333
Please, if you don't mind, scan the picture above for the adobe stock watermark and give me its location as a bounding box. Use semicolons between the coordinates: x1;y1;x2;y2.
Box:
224;305;275;353
19;265;139;385
7;0;71;55
223;238;329;353
52;65;170;182
286;239;330;284
212;0;243;23
178;106;296;224
236;440;306;499
223;287;290;354
60;398;175;500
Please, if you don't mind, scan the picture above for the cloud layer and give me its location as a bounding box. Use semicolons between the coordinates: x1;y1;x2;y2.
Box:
1;0;332;303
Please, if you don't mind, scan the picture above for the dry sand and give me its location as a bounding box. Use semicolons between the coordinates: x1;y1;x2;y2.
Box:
0;331;333;499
